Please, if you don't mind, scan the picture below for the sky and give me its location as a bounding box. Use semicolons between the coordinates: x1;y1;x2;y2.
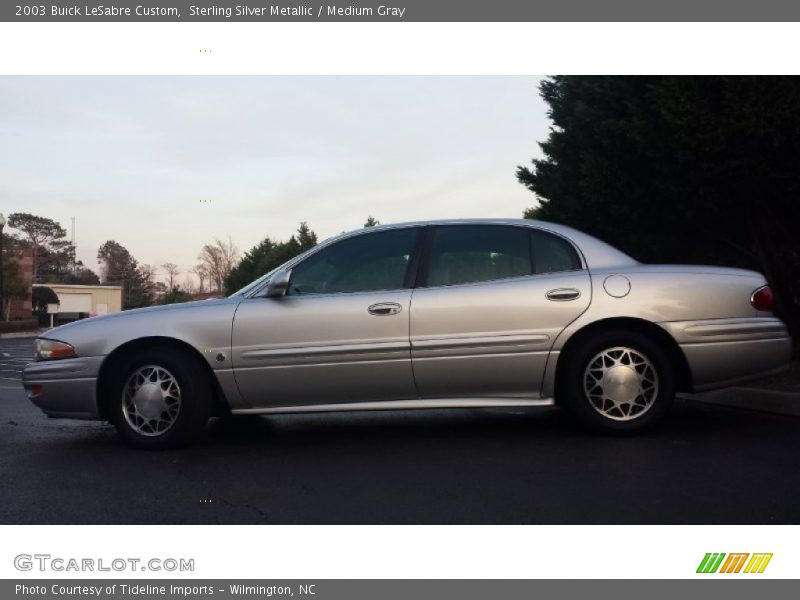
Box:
0;76;550;286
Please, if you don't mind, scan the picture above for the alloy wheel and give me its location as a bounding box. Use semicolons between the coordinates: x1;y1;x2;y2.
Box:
583;346;659;421
121;365;182;436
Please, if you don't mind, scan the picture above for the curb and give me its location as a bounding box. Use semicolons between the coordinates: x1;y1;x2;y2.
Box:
684;387;800;418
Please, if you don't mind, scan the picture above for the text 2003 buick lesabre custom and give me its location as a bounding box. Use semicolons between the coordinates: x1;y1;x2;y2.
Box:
23;219;792;449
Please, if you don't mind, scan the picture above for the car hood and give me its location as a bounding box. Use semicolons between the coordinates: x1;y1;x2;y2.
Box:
40;298;233;338
41;296;242;354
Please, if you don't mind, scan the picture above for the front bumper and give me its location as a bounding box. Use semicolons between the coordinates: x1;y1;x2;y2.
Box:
22;356;105;420
660;317;793;391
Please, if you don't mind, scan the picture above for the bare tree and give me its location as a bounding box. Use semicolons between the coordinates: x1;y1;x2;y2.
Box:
191;264;209;293
137;263;159;302
138;264;157;282
198;237;239;292
153;281;168;297
161;262;180;291
181;276;197;294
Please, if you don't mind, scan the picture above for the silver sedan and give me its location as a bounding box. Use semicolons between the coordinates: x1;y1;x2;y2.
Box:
23;219;792;448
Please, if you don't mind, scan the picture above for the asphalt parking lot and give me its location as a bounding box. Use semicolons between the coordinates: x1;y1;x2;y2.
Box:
2;336;800;524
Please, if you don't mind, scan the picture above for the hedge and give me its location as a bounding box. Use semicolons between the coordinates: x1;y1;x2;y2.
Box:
0;319;40;334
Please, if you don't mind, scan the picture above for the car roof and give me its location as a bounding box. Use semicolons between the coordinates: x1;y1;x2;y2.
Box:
329;218;638;270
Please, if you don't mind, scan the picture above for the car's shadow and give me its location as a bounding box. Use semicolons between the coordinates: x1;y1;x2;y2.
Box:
19;395;800;458
199;397;798;448
202;406;578;447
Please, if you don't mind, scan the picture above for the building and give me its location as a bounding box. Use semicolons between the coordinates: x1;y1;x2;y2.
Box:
8;246;34;320
32;283;123;322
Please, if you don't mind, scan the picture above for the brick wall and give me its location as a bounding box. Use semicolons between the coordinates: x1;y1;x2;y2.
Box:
8;247;33;320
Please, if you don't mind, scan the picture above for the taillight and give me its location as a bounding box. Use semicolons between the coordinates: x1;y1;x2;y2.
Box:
751;285;775;312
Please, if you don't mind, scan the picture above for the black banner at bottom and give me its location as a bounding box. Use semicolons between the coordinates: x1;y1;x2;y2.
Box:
4;580;799;600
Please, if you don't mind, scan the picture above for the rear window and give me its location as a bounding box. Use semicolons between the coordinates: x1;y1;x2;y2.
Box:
425;226;581;287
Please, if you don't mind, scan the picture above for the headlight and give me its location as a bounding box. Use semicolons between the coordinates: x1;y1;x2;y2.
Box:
35;339;77;361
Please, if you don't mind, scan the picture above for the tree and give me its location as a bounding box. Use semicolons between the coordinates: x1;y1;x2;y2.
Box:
198;237;240;292
364;216;380;228
60;265;100;285
7;213;68;283
137;264;159;303
97;240;153;308
157;288;193;305
36;239;72;281
224;223;319;294
32;286;59;325
224;238;275;294
191;264;209;293
161;262;179;291
6;216;97;284
296;222;318;249
517;76;800;342
1;236;28;321
181;276;197;294
152;280;168;298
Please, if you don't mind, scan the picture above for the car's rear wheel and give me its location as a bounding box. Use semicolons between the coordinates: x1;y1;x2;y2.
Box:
558;330;675;433
109;349;213;449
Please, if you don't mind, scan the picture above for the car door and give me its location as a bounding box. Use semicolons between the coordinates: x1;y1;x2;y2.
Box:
410;224;591;399
231;226;421;408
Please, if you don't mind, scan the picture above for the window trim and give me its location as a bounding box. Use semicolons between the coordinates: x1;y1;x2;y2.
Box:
245;223;586;299
416;224;585;290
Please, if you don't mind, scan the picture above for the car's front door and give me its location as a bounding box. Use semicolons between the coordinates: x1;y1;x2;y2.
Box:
410;224;591;399
231;227;421;408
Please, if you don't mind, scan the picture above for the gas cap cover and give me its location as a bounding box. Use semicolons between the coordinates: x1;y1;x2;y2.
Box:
603;274;631;298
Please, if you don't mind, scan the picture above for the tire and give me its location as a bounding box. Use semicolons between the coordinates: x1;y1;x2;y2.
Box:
557;330;675;433
108;348;213;449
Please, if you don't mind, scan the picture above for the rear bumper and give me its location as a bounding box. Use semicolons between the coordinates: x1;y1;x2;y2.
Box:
660;317;792;391
22;356;104;420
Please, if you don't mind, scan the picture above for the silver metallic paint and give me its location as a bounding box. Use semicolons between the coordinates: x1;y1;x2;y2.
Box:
22;218;792;421
409;270;590;398
232;289;416;407
232;397;556;415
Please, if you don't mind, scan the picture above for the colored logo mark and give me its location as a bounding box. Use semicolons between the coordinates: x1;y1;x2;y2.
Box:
696;553;773;574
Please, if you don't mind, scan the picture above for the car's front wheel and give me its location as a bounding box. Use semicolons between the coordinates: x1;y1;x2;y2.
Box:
558;330;676;433
109;349;213;449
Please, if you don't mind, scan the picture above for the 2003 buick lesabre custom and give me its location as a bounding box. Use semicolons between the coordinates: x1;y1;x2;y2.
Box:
23;219;792;449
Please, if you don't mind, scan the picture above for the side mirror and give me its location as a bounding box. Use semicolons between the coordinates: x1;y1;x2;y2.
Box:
265;269;291;298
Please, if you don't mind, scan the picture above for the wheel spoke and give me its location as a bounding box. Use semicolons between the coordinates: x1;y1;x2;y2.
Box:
582;346;660;422
121;364;182;437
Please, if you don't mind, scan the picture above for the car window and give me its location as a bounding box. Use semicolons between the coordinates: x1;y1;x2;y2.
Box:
287;228;418;295
426;226;582;287
530;229;582;274
426;226;532;287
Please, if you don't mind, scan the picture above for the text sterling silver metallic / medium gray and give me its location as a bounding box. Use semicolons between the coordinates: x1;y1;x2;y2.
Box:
23;219;792;448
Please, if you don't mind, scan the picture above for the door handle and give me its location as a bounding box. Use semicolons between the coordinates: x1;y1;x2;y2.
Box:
545;288;581;301
368;302;403;316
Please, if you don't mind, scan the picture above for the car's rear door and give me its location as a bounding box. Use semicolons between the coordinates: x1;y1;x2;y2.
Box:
409;224;591;399
231;226;422;408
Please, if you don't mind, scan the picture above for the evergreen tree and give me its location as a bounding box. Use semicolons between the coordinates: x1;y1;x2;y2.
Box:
97;240;153;308
224;223;319;294
518;76;800;341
